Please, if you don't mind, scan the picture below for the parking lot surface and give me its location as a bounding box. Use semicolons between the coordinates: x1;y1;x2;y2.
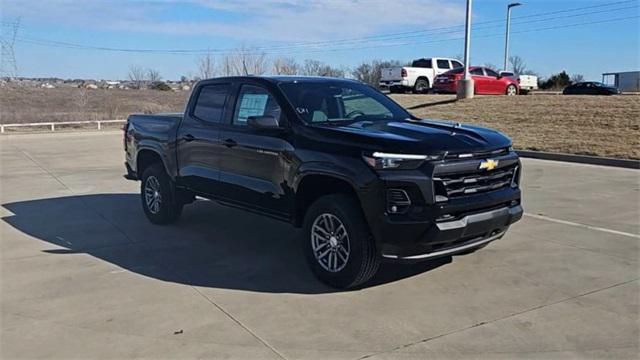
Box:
1;131;638;359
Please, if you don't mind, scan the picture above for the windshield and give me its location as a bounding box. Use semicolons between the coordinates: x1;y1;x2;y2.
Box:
279;81;410;123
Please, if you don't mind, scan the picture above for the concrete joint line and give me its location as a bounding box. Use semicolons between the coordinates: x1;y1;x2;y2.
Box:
524;213;640;239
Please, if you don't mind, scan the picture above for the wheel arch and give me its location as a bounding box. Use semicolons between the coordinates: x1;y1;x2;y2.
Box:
136;148;167;178
293;172;361;228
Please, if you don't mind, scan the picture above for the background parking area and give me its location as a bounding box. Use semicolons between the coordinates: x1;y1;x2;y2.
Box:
1;131;638;359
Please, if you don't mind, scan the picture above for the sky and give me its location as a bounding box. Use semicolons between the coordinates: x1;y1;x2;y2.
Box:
1;0;639;81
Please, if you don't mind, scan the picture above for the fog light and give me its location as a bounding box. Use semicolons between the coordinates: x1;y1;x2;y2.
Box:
386;189;411;214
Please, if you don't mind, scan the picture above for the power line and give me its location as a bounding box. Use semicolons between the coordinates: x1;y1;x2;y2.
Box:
2;0;638;56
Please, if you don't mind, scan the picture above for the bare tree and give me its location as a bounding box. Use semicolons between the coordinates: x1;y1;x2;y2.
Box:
483;63;500;72
508;55;527;76
147;68;162;83
220;54;233;76
302;59;344;77
197;52;215;79
221;46;268;76
128;65;146;89
352;59;403;87
571;74;585;84
272;57;299;75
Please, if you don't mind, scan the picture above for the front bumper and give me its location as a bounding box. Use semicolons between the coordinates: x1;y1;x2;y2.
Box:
381;204;522;261
360;152;523;261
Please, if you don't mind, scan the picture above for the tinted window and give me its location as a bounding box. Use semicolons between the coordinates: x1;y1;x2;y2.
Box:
233;85;281;126
412;59;432;68
279;81;408;124
470;68;484;76
193;84;230;123
437;60;450;69
451;61;463;68
485;68;499;77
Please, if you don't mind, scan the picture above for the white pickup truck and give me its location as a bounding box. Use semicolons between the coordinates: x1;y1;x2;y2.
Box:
380;57;463;93
499;71;538;94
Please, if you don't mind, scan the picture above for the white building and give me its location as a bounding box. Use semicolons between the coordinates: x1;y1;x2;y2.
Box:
602;71;640;92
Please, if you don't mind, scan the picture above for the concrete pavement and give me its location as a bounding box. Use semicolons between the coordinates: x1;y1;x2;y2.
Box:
1;131;638;359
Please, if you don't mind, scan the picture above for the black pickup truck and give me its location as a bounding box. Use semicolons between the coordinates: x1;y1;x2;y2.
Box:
124;76;522;288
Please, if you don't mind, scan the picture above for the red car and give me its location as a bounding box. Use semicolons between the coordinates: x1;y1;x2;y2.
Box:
434;66;519;95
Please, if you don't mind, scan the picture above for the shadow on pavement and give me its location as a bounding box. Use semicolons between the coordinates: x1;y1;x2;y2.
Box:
2;193;449;294
406;98;458;110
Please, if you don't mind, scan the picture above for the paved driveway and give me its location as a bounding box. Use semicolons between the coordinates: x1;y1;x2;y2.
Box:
1;131;638;359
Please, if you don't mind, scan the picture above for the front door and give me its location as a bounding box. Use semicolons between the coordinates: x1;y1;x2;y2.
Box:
470;68;489;94
176;82;231;196
218;83;292;218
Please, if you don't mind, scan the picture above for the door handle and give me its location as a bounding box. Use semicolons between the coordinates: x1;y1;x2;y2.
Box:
182;134;196;142
223;138;237;148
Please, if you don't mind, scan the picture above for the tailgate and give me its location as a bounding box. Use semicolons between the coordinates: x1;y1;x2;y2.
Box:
380;67;403;81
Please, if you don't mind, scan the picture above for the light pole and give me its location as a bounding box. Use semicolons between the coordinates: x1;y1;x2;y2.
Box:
457;0;474;100
503;2;522;71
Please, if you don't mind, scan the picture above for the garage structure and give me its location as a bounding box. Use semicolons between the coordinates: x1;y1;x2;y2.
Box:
602;71;640;92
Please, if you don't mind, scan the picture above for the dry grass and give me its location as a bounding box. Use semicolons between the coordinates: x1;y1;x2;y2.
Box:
391;94;640;159
0;86;190;124
1;86;638;159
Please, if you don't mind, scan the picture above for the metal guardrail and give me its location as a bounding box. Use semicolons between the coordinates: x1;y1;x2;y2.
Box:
0;119;126;133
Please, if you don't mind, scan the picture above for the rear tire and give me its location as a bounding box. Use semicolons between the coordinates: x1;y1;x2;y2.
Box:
302;194;380;289
413;78;430;94
140;163;183;225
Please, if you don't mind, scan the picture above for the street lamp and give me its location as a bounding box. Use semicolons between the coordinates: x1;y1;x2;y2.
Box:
457;0;474;100
503;2;522;71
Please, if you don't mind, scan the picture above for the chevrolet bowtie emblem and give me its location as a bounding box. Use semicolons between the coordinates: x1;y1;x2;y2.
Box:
479;159;499;171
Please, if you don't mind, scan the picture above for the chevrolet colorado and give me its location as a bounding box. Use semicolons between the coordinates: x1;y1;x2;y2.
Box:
124;76;523;289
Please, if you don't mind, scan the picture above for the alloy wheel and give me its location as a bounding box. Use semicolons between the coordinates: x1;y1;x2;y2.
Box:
144;175;162;214
311;213;351;272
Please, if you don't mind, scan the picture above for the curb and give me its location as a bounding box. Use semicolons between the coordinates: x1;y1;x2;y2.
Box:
516;150;640;169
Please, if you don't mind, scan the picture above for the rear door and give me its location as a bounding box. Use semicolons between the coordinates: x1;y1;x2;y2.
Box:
176;82;232;195
218;82;292;218
435;59;452;76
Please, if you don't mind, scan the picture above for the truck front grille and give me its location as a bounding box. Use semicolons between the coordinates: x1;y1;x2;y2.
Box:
434;164;518;200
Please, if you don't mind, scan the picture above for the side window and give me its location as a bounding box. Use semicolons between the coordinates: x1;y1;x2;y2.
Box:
485;68;499;78
233;85;281;126
412;59;432;68
451;60;463;68
470;68;484;76
437;59;451;69
192;84;230;123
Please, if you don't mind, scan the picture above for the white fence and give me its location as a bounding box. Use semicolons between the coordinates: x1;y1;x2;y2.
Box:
0;119;126;133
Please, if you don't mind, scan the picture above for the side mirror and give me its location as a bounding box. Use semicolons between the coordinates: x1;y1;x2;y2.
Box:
247;115;279;129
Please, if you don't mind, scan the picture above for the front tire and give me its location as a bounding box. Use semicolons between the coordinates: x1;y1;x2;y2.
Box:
140;163;183;225
302;194;380;289
506;84;517;96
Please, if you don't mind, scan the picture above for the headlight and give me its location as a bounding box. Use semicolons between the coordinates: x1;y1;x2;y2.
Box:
362;152;437;170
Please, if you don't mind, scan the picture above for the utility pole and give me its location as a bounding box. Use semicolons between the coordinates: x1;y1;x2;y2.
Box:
504;3;522;71
457;0;474;99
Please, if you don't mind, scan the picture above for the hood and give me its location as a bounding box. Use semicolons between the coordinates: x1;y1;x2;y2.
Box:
310;118;512;155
